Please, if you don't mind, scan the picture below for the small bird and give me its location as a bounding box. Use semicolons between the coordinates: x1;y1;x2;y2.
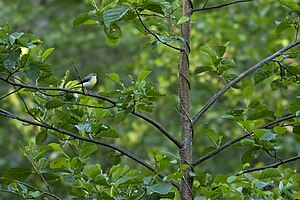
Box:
73;73;98;89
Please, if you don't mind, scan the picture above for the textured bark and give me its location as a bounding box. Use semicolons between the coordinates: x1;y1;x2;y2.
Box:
179;0;193;199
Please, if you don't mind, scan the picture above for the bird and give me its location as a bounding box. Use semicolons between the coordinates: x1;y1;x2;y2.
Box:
72;73;98;89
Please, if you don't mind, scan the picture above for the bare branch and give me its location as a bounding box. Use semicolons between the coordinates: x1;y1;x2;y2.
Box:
192;40;300;125
192;114;297;167
133;111;182;148
0;108;179;189
237;155;300;175
193;0;255;12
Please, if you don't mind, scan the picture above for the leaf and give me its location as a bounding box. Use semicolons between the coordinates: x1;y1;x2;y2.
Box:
114;110;130;123
50;157;69;169
275;16;294;33
280;0;300;14
254;68;271;84
41;48;55;61
30;61;54;75
44;100;64;109
205;129;221;147
3;168;32;181
288;98;300;113
107;72;121;84
214;45;226;57
200;44;216;59
103;5;130;27
221;58;236;68
9;32;24;45
194;66;212;75
147;182;172;195
258;168;281;179
138;70;151;83
274;126;287;137
72;11;99;27
177;16;190;25
104;23;122;45
79;142;98;158
99;128;119;138
35;131;48;145
260;131;277;141
4;52;20;70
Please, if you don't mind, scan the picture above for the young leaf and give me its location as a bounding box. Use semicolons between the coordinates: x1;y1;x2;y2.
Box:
103;5;130;27
138;70;151;83
254;68;271;84
3;168;32;181
41;48;55;61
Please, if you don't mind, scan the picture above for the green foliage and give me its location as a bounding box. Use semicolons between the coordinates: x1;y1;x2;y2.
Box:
1;0;300;199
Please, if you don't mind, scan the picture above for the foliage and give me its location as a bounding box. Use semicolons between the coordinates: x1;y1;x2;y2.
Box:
0;0;300;199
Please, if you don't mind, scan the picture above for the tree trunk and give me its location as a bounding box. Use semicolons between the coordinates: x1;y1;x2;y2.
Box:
179;0;193;199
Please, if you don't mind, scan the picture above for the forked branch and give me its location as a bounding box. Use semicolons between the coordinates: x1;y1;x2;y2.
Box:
192;0;255;12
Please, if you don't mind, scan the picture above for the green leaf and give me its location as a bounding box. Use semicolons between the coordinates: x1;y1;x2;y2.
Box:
103;5;130;27
83;164;102;177
79;142;98;158
138;70;151;83
30;61;54;75
205;129;221;147
50;157;69;169
72;11;99;27
260;131;277;141
99;128;119;138
177;16;190;25
221;58;236;68
4;52;20;70
114;110;130;123
104;23;122;45
194;66;212;75
147;182;172;195
214;45;226;57
41;48;55;61
25;65;40;81
200;44;216;59
3;168;32;181
35;131;48;145
254;68;271;84
288;98;300;113
280;0;300;14
275;16;294;33
107;72;121;84
9;32;24;45
274;126;287;137
258;168;281;179
44;100;64;109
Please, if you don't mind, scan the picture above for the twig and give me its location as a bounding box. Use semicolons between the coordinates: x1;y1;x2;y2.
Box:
192;40;300;125
193;0;255;12
237;155;300;175
192;114;297;166
132;111;182;148
134;8;182;52
0;88;21;100
0;108;180;189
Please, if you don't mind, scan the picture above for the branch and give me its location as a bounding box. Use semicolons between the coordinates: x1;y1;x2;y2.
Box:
0;76;179;147
0;108;179;189
192;114;297;166
238;155;300;175
133;111;182;148
192;40;300;125
134;8;182;52
193;0;255;12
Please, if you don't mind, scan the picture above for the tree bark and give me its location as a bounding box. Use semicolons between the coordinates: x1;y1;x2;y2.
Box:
179;0;193;199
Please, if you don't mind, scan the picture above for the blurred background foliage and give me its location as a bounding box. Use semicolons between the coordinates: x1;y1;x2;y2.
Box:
0;0;299;194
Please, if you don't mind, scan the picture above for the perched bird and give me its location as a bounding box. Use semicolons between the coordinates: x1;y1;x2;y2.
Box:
73;73;98;89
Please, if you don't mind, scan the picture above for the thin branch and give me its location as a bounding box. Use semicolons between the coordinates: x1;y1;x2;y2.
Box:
0;88;21;100
134;8;182;52
0;108;179;189
0;76;179;147
132;111;182;148
192;40;300;125
193;0;255;12
192;114;297;166
238;155;300;175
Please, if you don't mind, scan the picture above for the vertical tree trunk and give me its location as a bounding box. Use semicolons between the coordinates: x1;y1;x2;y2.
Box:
179;0;193;199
